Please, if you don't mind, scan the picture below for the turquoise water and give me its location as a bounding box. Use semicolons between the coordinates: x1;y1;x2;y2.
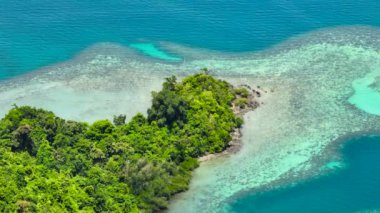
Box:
1;1;380;212
1;0;380;79
227;134;380;213
349;68;380;116
129;43;182;61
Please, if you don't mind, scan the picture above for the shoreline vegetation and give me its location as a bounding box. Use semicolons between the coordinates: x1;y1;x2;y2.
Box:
199;83;261;162
0;72;259;212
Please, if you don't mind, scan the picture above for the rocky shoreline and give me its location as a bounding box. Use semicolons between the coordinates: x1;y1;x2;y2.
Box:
198;84;268;162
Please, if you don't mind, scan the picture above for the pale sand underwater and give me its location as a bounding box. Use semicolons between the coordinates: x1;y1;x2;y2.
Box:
0;26;379;212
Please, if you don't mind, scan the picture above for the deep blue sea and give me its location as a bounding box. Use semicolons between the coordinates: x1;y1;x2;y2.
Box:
227;134;380;213
1;1;380;212
1;0;380;79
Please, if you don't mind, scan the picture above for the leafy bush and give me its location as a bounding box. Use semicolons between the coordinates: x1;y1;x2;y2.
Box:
234;87;250;98
236;98;249;108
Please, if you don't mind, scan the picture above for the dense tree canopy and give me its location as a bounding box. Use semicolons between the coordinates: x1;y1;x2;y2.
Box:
0;74;243;212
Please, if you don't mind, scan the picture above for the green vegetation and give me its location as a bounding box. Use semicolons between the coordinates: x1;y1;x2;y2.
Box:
0;74;243;212
235;98;249;108
233;87;250;98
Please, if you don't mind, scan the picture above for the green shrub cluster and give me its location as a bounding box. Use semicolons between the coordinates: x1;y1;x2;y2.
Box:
235;98;249;108
233;87;250;98
0;74;241;212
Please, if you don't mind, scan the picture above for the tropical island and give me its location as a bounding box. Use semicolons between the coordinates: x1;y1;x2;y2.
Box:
0;73;258;212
